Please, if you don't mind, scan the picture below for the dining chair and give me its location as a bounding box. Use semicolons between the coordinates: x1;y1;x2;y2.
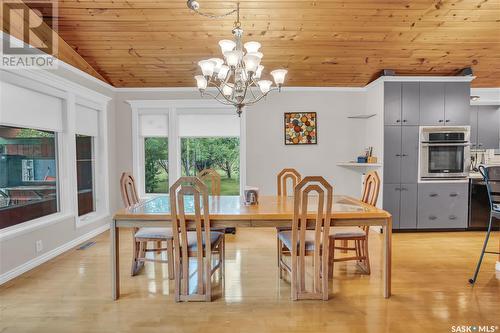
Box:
277;176;333;300
328;170;380;276
120;172;174;279
170;176;225;302
276;168;302;267
197;168;221;196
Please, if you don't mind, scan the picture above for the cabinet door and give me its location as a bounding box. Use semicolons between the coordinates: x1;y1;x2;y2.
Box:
470;106;479;149
401;126;419;183
384;82;402;125
418;183;468;229
420;82;445;125
399;184;417;229
383;184;401;229
445;82;470;126
401;83;420;125
477;106;500;149
384;126;402;184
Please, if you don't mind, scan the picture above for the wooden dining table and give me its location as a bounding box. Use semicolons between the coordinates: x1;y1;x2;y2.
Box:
111;195;392;300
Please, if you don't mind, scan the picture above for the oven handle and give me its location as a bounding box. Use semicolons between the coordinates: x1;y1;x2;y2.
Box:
421;143;470;147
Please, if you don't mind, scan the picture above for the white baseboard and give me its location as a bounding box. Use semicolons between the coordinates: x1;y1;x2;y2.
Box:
0;223;109;285
496;261;500;272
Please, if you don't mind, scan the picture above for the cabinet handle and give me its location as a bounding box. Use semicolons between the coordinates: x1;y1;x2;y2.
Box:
402;120;407;123
396;120;401;123
478;143;483;147
449;193;458;197
395;188;401;191
429;193;438;197
429;215;437;220
438;120;444;123
449;215;457;220
400;187;408;191
395;154;402;157
445;120;450;123
401;153;408;157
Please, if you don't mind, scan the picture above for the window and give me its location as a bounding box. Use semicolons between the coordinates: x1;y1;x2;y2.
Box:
76;135;95;216
0;125;59;229
144;137;168;193
181;137;240;195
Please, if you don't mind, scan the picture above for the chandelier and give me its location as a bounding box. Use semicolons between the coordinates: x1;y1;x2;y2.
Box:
188;2;288;116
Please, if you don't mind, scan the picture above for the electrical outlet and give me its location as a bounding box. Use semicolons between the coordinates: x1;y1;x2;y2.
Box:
35;240;43;253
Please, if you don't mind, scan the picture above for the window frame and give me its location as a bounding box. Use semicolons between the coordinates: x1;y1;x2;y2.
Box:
130;100;246;199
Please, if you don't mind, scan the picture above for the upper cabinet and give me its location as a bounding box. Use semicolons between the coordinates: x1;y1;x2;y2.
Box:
419;82;445;125
470;106;500;150
384;82;420;126
420;82;470;126
444;82;470;126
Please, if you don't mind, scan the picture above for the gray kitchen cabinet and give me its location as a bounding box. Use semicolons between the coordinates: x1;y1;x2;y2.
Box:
470;106;478;149
401;126;419;183
399;184;418;229
383;184;401;229
401;83;420;125
384;82;420;126
474;106;500;149
420;82;445;125
417;182;469;229
384;82;402;126
445;82;470;126
384;126;401;183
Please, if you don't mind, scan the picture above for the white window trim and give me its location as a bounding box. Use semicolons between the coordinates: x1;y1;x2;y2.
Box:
0;68;111;236
129;99;247;198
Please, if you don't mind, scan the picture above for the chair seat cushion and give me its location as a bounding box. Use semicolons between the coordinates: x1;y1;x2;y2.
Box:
277;230;318;251
329;227;366;238
134;227;173;240
186;231;224;251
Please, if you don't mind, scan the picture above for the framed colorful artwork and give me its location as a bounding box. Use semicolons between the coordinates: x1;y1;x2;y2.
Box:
284;112;317;145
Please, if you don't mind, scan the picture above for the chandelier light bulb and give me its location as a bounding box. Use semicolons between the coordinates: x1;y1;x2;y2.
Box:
243;54;260;73
222;83;234;96
257;80;273;93
218;65;230;80
219;39;236;54
198;59;216;77
224;50;243;67
244;41;261;53
255;65;264;79
209;58;224;73
270;69;288;85
194;75;207;90
247;51;263;59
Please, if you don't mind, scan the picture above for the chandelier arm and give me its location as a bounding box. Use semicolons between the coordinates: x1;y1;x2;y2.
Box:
202;91;234;105
245;88;279;106
210;81;237;105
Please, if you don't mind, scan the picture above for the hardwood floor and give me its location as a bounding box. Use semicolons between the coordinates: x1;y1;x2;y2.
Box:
0;228;498;333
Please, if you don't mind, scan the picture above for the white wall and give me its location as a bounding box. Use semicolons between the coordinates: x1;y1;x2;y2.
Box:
0;67;117;282
115;88;371;201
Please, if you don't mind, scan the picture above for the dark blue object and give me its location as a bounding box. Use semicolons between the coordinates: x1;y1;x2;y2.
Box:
469;165;500;284
357;157;367;163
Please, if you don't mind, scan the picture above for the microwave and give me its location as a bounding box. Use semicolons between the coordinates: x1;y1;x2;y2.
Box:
419;126;471;180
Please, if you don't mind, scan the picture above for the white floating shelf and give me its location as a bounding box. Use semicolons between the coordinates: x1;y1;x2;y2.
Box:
336;162;383;167
347;114;377;119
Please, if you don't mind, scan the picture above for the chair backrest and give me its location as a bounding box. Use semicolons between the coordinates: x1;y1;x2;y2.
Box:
169;176;212;300
277;168;302;196
479;165;500;212
197;168;221;196
291;176;333;300
120;172;139;208
361;171;381;206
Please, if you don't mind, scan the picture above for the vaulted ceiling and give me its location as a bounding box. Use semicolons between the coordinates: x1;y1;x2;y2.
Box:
21;0;500;87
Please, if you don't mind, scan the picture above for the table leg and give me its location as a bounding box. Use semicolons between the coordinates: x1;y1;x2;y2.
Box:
383;217;392;298
111;219;120;300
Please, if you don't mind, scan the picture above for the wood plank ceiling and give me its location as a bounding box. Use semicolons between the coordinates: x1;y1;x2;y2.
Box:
27;0;500;87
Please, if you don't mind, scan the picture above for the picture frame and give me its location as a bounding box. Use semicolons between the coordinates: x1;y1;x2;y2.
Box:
284;112;317;145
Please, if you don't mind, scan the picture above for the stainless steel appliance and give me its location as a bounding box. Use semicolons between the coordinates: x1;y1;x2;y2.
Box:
419;126;470;180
